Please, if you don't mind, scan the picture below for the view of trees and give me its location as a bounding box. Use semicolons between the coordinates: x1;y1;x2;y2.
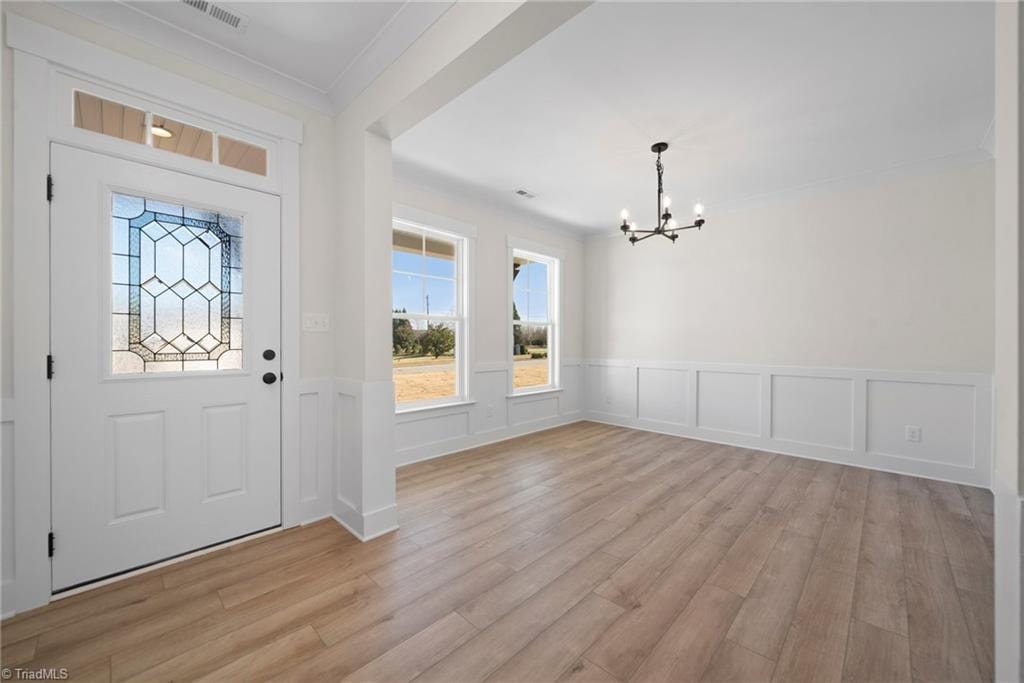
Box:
420;324;456;358
392;310;455;358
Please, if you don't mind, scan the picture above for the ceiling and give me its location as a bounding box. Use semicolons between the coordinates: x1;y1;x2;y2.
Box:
57;1;452;113
392;2;995;232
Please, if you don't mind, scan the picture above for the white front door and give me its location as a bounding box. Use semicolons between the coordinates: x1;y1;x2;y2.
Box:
50;144;282;591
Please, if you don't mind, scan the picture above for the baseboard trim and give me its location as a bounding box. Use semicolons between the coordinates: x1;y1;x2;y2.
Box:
586;414;986;489
396;415;585;469
993;480;1022;682
329;513;399;542
362;504;399;540
331;498;399;542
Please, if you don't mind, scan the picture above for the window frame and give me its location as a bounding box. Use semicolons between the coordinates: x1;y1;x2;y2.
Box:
392;216;471;412
508;239;561;396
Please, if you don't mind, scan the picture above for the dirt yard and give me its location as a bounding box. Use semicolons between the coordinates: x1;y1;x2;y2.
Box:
393;358;548;403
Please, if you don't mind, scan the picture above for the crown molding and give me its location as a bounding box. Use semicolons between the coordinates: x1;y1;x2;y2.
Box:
50;0;453;117
54;1;334;114
328;2;452;114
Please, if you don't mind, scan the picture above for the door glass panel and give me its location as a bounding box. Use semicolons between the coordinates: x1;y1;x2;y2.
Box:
111;192;243;374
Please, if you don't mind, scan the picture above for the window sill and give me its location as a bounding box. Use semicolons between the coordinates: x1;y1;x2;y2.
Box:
396;399;476;416
507;387;563;399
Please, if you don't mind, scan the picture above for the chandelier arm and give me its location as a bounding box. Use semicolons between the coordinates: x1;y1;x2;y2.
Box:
665;223;702;234
631;231;660;243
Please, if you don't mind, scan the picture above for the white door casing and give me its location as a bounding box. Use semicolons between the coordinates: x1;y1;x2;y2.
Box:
50;144;282;590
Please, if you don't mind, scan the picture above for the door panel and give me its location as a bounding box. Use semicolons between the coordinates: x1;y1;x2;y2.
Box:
50;144;281;590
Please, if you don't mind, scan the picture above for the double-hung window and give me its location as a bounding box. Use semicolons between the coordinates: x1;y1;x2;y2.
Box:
511;247;559;393
392;221;466;408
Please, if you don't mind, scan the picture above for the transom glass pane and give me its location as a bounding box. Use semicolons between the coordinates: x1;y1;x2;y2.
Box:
74;91;147;145
111;192;243;374
151;115;214;162
218;135;268;176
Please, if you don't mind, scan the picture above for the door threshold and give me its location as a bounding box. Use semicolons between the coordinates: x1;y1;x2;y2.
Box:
52;524;282;600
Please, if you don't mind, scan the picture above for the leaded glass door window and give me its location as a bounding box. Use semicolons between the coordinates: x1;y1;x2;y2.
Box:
111;192;243;374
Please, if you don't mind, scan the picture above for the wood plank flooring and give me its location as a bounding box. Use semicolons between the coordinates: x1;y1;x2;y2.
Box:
1;422;994;682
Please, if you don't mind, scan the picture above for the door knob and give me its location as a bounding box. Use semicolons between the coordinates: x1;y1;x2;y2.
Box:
263;349;276;360
262;372;277;385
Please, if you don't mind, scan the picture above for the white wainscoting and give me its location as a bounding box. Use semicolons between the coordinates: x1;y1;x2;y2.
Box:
393;362;585;467
0;380;334;618
2;398;14;617
294;377;334;524
585;360;992;487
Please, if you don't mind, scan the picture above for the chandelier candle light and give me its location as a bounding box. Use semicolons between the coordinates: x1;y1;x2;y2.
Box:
620;142;706;244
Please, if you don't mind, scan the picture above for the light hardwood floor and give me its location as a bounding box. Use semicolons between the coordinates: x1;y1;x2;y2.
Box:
1;422;994;682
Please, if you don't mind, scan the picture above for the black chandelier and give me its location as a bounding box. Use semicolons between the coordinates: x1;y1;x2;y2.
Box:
619;142;706;244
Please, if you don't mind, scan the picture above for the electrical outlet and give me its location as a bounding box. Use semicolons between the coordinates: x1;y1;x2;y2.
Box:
905;425;922;443
302;313;330;333
486;404;494;418
605;396;612;406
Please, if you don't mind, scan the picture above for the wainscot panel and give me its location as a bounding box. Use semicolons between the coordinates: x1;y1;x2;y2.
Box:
393;362;584;467
582;361;992;487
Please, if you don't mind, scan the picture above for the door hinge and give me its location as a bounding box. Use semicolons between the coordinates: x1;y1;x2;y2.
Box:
46;354;54;380
46;174;53;202
48;531;55;558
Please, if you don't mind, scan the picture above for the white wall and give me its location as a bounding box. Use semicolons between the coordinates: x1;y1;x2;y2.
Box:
585;159;994;372
582;160;995;487
389;178;586;466
1;14;15;611
992;2;1022;679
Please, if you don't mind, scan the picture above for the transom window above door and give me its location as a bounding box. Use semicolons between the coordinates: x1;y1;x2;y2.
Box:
111;192;244;374
73;91;268;176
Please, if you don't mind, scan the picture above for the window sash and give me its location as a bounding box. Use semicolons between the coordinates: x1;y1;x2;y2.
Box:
511;247;558;394
393;222;466;408
512;322;554;391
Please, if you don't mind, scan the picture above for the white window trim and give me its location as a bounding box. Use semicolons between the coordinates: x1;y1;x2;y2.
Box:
507;236;562;396
391;210;475;412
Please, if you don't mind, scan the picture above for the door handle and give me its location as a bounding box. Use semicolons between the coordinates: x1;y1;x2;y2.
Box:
263;349;276;361
262;372;277;385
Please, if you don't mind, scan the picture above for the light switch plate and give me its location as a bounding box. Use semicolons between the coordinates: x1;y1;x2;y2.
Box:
302;313;330;333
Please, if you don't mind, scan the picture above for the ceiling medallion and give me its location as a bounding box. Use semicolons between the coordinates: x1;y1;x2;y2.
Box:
619;142;706;245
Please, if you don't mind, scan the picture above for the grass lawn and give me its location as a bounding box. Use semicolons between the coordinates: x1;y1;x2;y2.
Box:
393;355;549;403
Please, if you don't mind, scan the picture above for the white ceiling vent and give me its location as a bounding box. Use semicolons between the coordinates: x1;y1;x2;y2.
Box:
180;0;250;33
